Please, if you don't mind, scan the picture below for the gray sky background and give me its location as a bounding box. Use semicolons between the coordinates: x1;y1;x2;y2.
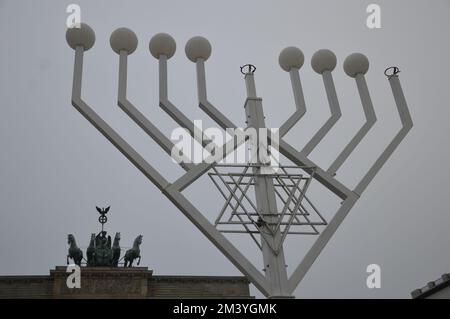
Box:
1;0;449;298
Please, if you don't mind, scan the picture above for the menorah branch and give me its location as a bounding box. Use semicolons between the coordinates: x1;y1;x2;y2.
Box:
276;139;352;199
328;70;376;175
152;35;248;190
170;133;247;192
354;74;412;195
162;185;272;296
151;33;248;179
287;192;359;293
301;70;342;156
115;48;193;171
279;68;307;137
71;45;169;190
288;70;412;292
196;58;238;130
158;54;215;153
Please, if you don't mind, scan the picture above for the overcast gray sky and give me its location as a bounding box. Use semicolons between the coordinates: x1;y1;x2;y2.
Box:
1;0;449;298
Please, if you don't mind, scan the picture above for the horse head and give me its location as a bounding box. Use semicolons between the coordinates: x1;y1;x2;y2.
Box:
68;234;75;245
134;235;143;247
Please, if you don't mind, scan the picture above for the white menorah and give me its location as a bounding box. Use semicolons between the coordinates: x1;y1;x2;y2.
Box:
66;24;412;298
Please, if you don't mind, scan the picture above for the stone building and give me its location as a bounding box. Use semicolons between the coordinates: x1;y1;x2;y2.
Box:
411;273;450;299
0;266;251;299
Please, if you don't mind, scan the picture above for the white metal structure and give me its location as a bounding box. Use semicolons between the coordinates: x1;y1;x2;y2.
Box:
66;24;412;298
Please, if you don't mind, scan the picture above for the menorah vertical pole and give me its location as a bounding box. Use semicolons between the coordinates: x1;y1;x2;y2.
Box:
243;69;290;298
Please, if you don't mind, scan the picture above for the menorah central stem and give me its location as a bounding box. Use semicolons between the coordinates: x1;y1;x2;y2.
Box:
244;72;290;297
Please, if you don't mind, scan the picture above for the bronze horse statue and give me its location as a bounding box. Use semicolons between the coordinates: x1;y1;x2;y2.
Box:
124;235;142;267
67;234;83;266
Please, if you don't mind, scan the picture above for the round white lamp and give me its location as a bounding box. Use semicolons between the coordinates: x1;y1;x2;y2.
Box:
278;47;304;72
185;36;212;62
110;28;138;54
149;33;176;59
66;23;96;51
311;49;337;74
343;53;369;77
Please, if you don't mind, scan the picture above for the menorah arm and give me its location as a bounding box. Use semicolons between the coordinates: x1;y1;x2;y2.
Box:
279;68;307;138
354;75;412;196
277;139;353;200
71;47;170;190
163;183;271;296
170;132;247;192
288;192;359;293
160;56;248;190
301;71;342;155
289;81;412;288
196;59;238;130
159;56;215;153
116;52;193;170
327;74;377;175
145;55;248;192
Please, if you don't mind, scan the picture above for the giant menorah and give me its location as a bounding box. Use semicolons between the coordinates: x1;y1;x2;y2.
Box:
66;24;412;298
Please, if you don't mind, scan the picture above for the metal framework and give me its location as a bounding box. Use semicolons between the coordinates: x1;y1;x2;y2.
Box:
209;164;326;249
66;24;412;298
